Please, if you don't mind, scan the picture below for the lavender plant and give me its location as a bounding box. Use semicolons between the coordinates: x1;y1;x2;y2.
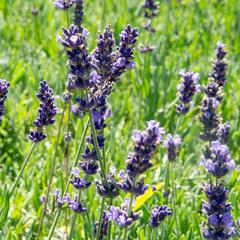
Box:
199;42;236;239
44;2;139;238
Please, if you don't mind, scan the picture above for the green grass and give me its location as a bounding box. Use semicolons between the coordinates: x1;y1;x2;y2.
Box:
0;0;240;239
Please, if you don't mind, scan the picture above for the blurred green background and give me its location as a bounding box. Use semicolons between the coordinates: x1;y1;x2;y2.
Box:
0;0;239;239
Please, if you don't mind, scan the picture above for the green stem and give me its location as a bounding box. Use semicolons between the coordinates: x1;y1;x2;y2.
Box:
48;208;62;240
47;120;89;240
36;104;67;239
89;111;109;189
107;198;113;240
64;102;71;179
9;143;37;197
96;198;105;240
174;115;182;135
164;161;170;200
171;164;180;238
68;191;81;240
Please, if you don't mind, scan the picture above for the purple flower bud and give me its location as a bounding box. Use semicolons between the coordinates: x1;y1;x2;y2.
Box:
106;206;140;228
176;69;200;114
149;205;172;228
163;134;181;162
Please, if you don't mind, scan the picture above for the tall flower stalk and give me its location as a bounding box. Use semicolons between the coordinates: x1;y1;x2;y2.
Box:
200;42;236;239
162;69;200;237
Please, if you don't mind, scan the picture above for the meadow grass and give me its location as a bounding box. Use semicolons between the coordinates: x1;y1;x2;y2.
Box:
0;0;239;239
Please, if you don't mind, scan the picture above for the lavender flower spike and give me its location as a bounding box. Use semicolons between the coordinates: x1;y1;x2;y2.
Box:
201;184;236;239
29;81;58;142
126;120;164;177
176;69;200;114
149;205;172;228
163;134;181;162
54;0;75;10
0;79;10;122
110;25;138;82
210;42;228;87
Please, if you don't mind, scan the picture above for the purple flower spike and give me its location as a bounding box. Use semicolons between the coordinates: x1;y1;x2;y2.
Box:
57;25;92;89
110;25;138;82
149;205;172;228
176;69;200;114
0;79;10;122
201;184;236;239
210;42;228;87
126;120;164;177
29;81;58;142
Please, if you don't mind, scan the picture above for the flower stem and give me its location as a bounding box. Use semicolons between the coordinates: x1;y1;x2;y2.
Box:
171;163;180;238
89;111;109;189
96;198;105;240
36;104;67;239
47;119;89;240
9;142;37;197
107;198;113;240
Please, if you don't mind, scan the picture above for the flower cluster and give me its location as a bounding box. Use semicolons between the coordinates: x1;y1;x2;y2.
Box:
95;172;120;198
201;184;236;239
176;69;200;114
142;0;159;19
163;134;181;162
149;205;172;228
106;205;140;228
70;168;91;190
54;189;85;214
54;0;75;10
199;97;221;141
201;141;235;178
29;81;58;142
0;79;10;122
117;121;163;196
